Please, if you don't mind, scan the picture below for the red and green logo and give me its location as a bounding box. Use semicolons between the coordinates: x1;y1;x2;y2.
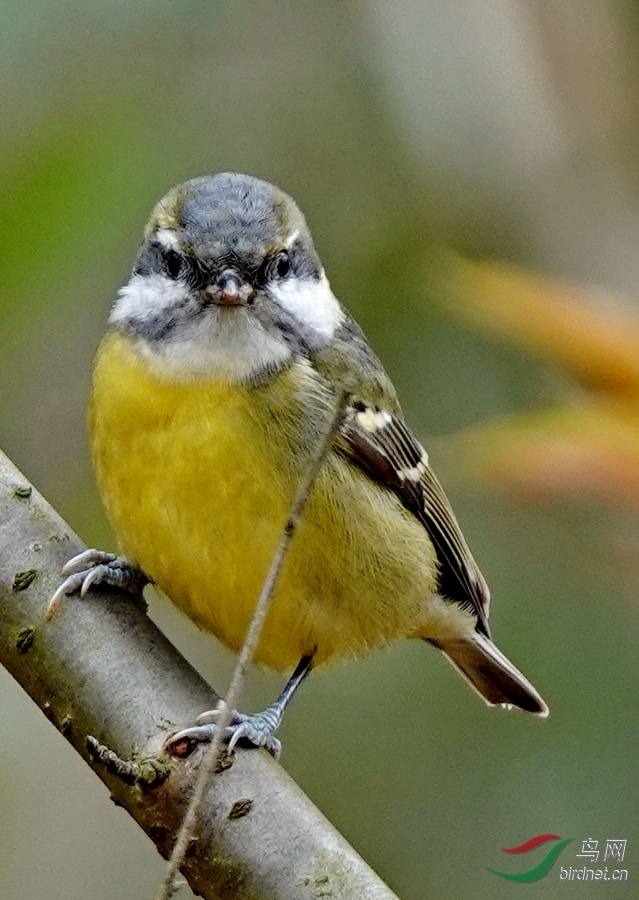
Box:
487;834;573;882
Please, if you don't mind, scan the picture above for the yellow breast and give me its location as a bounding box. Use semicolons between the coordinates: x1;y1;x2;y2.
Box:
89;331;444;671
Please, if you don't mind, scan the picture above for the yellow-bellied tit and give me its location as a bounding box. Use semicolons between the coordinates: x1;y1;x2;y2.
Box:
51;173;547;758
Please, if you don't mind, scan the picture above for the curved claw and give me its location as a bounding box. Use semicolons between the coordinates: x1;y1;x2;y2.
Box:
227;720;282;759
195;709;221;725
167;709;282;760
195;704;248;725
47;550;145;619
46;573;87;619
166;724;217;757
61;549;116;576
80;564;111;598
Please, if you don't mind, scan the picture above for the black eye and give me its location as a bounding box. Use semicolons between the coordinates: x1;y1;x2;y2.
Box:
164;250;184;279
273;251;290;279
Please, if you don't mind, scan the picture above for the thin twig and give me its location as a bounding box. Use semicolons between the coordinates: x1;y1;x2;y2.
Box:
156;390;349;900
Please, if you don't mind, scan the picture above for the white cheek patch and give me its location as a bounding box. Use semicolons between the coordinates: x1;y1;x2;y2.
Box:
110;274;190;326
269;272;343;339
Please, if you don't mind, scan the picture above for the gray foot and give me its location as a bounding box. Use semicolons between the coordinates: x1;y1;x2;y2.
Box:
167;705;283;760
47;549;147;618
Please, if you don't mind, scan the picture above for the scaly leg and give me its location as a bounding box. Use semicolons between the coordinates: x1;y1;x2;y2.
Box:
47;549;148;618
167;654;314;760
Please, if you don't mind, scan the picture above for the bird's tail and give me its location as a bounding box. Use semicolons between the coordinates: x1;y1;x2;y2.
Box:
431;632;549;717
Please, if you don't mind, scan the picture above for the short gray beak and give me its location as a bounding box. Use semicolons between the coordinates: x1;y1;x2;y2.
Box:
205;270;254;307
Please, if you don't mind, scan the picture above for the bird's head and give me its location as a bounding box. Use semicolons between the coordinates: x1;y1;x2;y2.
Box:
111;173;343;382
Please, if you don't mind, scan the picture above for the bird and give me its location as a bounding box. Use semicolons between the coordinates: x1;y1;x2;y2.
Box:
50;172;547;758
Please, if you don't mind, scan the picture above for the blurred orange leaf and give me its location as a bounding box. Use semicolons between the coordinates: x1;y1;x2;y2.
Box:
450;400;639;508
452;259;639;397
439;259;639;509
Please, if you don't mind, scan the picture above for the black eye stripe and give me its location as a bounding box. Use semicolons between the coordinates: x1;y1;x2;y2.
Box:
136;240;316;288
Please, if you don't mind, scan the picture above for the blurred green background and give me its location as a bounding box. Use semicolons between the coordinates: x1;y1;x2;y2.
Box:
2;1;639;898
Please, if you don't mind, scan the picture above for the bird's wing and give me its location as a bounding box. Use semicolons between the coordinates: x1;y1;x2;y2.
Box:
338;401;491;636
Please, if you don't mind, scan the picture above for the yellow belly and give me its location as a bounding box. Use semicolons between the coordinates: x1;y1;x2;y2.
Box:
90;332;449;671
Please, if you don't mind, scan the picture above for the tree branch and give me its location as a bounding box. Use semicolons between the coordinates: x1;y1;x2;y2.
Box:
0;449;399;900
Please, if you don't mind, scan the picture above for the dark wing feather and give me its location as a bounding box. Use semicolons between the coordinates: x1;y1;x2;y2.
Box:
339;403;491;637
